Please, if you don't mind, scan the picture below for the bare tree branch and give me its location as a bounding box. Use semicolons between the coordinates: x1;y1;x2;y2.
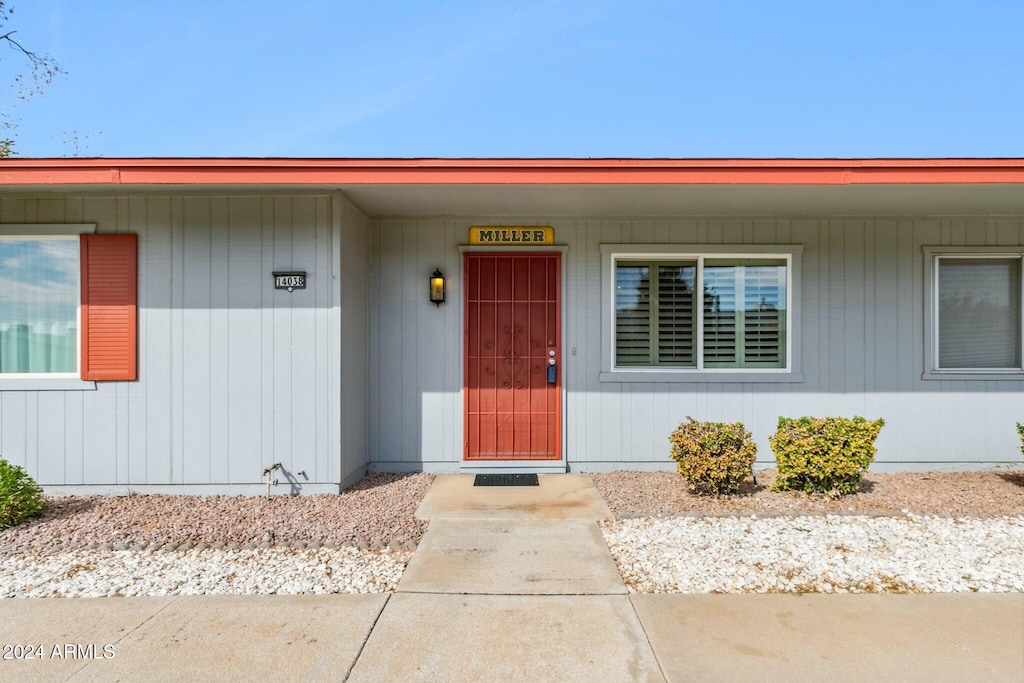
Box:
0;2;66;155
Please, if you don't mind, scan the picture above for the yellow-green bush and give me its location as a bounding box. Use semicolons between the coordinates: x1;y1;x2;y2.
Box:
669;417;757;495
0;458;47;529
769;416;884;496
1017;423;1024;458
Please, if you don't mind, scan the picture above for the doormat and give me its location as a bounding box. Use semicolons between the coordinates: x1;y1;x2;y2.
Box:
473;473;540;487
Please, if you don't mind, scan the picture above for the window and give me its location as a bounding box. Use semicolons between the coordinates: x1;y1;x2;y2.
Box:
0;227;137;388
926;248;1024;377
602;245;801;382
0;237;80;376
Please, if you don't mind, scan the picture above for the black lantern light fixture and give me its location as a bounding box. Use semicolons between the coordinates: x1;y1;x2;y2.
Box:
429;268;446;306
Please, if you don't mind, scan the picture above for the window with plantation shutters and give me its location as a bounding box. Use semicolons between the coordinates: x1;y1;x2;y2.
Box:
613;256;788;371
615;262;697;367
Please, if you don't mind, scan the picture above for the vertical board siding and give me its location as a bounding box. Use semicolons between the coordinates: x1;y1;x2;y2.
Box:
0;195;341;486
339;196;370;485
5;202;1024;483
369;216;1024;469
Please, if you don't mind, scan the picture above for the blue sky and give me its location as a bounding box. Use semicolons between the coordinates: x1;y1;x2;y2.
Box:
4;1;1024;158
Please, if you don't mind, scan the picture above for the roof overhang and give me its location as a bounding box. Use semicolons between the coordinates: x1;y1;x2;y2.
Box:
4;158;1024;217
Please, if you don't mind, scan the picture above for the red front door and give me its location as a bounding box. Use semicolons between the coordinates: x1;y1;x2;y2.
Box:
464;253;561;461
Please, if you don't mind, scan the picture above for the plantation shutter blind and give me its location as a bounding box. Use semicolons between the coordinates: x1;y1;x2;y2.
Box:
741;261;787;368
702;262;738;366
614;257;787;370
938;258;1022;369
656;264;696;365
615;263;652;365
80;233;137;380
615;261;697;366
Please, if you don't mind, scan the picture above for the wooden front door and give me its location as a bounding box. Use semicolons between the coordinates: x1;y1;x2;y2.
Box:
464;253;561;461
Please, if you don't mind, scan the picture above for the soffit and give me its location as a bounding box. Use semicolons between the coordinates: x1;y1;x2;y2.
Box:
338;183;1024;217
5;182;1024;218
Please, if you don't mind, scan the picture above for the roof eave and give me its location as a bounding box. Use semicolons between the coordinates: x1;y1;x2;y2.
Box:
3;157;1024;186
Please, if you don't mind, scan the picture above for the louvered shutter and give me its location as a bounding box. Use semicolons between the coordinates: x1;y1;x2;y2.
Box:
742;263;786;367
615;263;652;365
80;233;137;380
702;263;738;366
656;264;696;366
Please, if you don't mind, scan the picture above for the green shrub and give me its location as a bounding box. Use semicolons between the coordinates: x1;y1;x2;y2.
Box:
1017;423;1024;458
0;458;47;529
669;417;757;495
769;416;885;496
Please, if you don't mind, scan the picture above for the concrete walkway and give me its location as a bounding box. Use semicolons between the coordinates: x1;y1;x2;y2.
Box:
1;473;1022;682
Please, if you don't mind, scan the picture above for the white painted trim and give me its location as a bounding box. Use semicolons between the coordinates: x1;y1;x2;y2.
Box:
458;245;569;254
922;246;1024;379
599;244;803;382
597;371;804;383
0;223;96;235
0;379;96;391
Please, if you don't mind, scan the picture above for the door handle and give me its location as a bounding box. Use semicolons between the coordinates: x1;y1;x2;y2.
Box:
547;358;557;383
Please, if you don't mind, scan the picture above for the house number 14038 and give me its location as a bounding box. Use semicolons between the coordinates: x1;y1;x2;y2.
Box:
273;272;306;291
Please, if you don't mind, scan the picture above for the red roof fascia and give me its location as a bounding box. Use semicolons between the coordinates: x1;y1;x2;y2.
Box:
3;158;1024;185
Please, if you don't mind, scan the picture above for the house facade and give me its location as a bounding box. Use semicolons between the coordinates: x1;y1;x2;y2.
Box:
1;158;1022;494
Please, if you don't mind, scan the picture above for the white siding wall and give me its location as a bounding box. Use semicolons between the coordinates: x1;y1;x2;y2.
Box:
338;196;371;487
369;217;1024;472
0;194;347;490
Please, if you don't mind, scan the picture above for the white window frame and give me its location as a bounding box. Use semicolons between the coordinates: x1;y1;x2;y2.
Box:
0;224;96;391
600;244;803;383
923;246;1024;380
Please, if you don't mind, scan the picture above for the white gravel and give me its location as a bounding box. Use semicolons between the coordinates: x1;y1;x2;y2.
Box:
601;514;1024;594
0;547;411;598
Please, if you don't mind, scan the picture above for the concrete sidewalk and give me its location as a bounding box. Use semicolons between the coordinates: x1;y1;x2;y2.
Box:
2;592;1020;682
1;473;1021;682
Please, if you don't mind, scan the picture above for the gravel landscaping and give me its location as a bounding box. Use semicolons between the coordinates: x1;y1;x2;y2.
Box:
592;469;1024;517
594;469;1024;594
0;472;431;597
4;468;1024;597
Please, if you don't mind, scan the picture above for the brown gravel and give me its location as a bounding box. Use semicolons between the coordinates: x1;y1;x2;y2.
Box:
592;469;1024;518
0;472;433;552
5;469;1022;554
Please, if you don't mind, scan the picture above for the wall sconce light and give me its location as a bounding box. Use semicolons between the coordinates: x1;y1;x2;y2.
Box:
429;268;446;306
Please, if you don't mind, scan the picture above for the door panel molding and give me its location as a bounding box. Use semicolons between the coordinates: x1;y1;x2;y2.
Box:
463;252;562;462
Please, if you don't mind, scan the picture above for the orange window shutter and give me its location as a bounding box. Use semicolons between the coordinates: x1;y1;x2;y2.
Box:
80;233;138;381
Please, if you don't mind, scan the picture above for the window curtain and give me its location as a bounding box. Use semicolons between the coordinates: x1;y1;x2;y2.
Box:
938;258;1021;369
0;240;79;374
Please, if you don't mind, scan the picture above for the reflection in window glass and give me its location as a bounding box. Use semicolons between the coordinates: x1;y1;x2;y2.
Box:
704;260;787;369
614;257;786;370
0;239;79;374
938;258;1021;369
